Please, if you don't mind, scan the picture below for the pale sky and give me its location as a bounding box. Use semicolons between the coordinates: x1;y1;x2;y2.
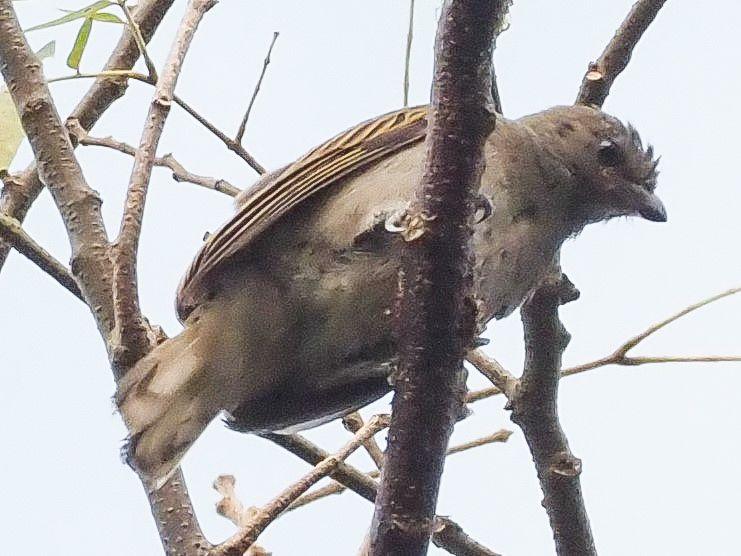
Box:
2;1;740;554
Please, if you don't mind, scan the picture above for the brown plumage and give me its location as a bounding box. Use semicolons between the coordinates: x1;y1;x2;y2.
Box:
116;104;665;485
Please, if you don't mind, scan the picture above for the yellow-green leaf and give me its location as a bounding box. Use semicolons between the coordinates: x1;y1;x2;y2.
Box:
0;40;55;170
25;0;113;31
0;89;24;171
67;17;93;71
88;12;123;24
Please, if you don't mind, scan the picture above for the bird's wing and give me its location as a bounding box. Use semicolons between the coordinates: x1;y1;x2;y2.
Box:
176;105;429;320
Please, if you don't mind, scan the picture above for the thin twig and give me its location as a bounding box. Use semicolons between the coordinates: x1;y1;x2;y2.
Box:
342;412;386;469
162;153;240;196
466;286;741;404
489;0;511;114
235;31;279;144
48;69;153;84
116;0;159;81
48;71;267;175
265;432;499;556
212;475;271;554
67;120;240;197
110;0;217;369
466;349;516;398
174;93;266;174
212;416;391;556
287;429;513;512
403;0;415;107
0;212;83;300
446;429;513;455
613;286;741;356
575;0;668;107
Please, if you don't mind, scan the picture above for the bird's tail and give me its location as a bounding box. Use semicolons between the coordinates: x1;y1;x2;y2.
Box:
115;323;220;487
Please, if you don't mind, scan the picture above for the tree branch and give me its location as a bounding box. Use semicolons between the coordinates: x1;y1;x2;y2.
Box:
575;0;667;107
212;416;390;556
466;286;741;404
49;70;266;175
67;119;240;197
0;0;114;336
342;412;386;469
0;211;83;300
403;0;415;107
173;92;266;174
0;5;210;554
370;2;506;554
508;277;596;556
116;0;159;82
265;432;499;556
235;31;279;145
110;0;217;368
0;0;177;272
286;429;512;512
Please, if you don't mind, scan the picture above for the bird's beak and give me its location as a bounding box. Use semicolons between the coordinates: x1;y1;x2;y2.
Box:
630;184;667;222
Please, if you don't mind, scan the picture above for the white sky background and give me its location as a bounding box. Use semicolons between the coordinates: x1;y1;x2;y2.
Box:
2;1;740;554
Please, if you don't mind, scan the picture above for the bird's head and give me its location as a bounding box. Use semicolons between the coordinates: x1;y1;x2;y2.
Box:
522;105;665;227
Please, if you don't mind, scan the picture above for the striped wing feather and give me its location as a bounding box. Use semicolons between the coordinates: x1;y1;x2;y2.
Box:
176;106;429;320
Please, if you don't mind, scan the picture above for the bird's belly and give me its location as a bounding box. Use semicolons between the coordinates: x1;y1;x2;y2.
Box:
228;215;560;433
228;251;398;433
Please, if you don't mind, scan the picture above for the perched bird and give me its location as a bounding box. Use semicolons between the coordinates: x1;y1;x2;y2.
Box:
116;104;665;484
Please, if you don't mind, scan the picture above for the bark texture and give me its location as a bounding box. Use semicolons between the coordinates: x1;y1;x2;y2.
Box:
369;1;507;554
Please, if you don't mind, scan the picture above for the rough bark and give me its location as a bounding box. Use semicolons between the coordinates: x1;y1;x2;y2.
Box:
509;278;597;556
0;4;209;554
369;1;507;554
0;0;176;271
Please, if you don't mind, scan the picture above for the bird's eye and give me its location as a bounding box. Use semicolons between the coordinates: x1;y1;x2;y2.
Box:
597;140;622;167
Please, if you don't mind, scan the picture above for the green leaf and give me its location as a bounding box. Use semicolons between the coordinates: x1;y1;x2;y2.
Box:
0;89;24;171
66;17;93;71
25;0;113;31
88;12;124;24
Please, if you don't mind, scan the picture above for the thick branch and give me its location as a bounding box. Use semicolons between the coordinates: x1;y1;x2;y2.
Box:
370;2;506;554
575;0;667;107
149;472;213;556
0;4;210;554
0;0;114;335
0;0;176;271
0;212;83;300
110;0;216;368
509;279;597;556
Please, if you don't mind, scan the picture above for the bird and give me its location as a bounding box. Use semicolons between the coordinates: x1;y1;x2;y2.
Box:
116;104;665;485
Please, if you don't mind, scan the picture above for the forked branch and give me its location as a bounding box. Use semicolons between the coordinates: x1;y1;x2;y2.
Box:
0;0;177;272
110;0;217;369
